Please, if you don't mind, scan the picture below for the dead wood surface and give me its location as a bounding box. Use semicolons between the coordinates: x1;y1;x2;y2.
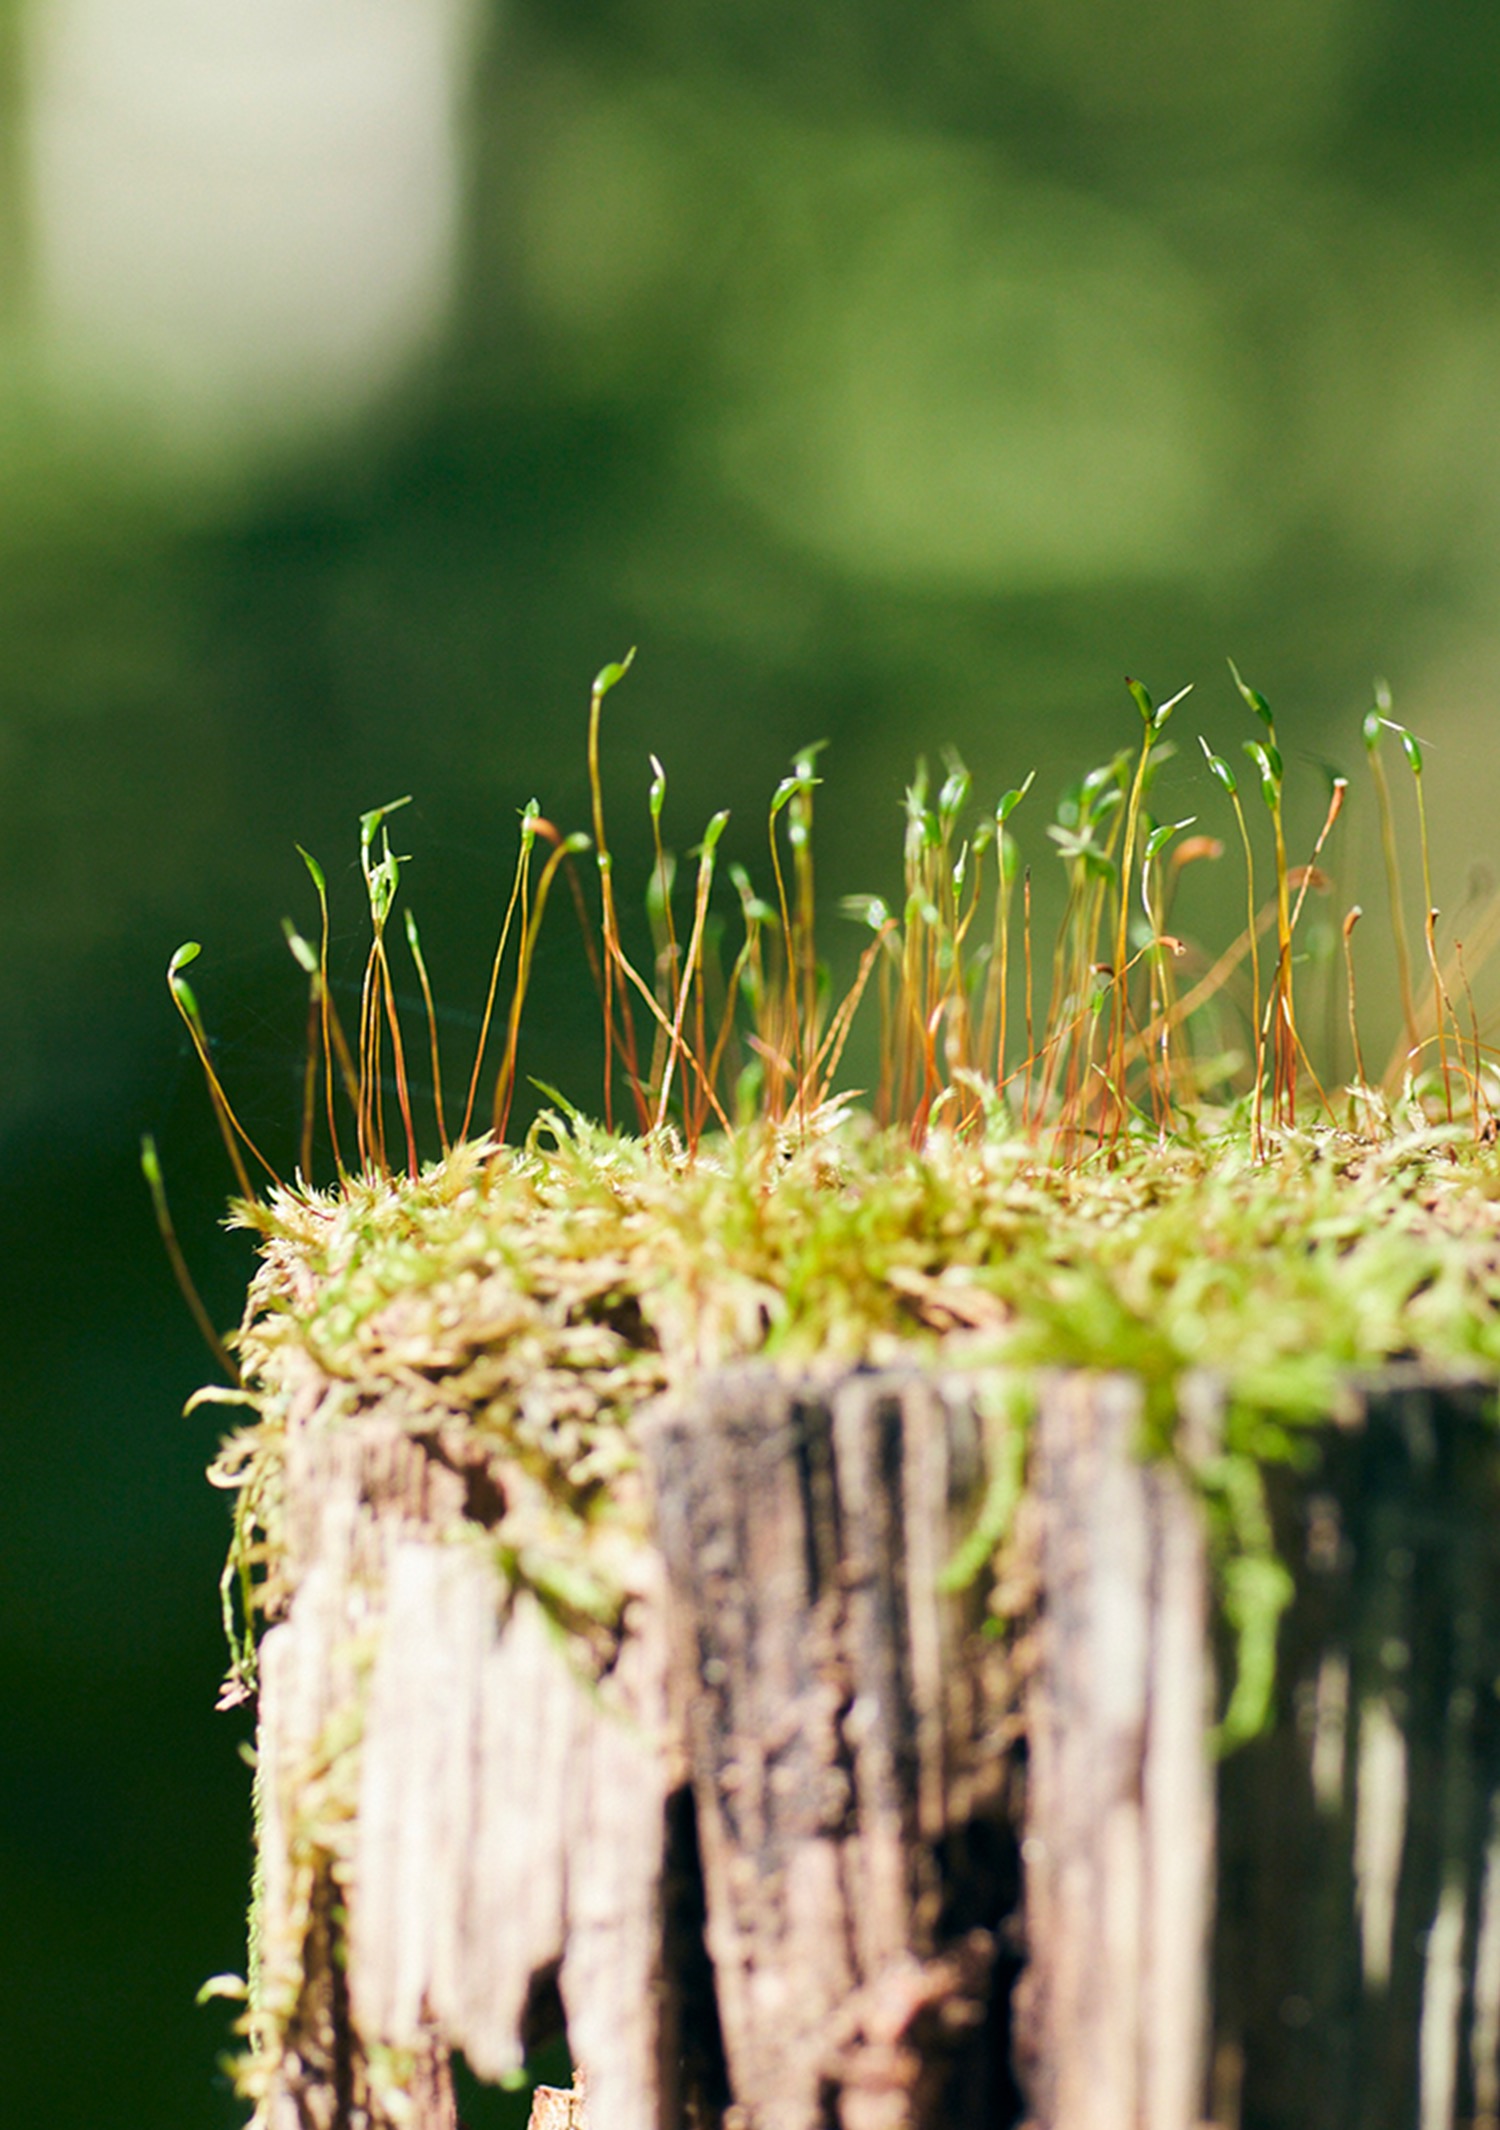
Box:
642;1367;1023;2130
246;1357;1500;2130
252;1361;672;2130
1215;1372;1500;2130
527;2072;590;2130
1013;1372;1216;2130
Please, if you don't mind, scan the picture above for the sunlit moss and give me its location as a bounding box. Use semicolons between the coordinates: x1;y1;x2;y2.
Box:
187;658;1500;1719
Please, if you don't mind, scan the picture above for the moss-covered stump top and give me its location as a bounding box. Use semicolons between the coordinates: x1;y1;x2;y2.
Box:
217;1114;1500;1678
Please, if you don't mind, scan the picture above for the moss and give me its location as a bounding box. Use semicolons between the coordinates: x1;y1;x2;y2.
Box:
217;1105;1500;1653
184;659;1500;1707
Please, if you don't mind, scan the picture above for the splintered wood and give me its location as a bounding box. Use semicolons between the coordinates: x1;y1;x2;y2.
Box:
528;2071;589;2130
250;1369;671;2130
246;1365;1224;2130
1013;1373;1216;2130
643;1369;1018;2130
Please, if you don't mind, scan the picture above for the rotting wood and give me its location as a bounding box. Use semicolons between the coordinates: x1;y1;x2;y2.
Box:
249;1358;674;2130
242;1357;1500;2130
1215;1371;1500;2130
527;2069;590;2130
1012;1371;1217;2130
641;1367;1024;2130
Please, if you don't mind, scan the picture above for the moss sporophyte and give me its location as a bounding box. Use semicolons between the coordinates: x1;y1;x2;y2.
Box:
160;658;1500;2092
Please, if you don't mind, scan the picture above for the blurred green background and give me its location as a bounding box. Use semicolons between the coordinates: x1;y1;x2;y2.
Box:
5;2;1500;2121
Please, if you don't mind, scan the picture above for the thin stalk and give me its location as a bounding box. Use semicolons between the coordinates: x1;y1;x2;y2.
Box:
611;933;734;1138
1022;869;1035;1129
377;938;420;1180
767;792;808;1125
874;949;894;1126
1267;784;1294;1128
356;800;413;1175
1452;938;1491;1135
647;755;680;1015
1410;757;1455;1121
1109;719;1158;1127
587;652;638;1131
326;998;361;1132
1341;906;1370;1099
811;922;897;1106
791;776;821;1091
462;807;537;1144
297;849;345;1177
299;978;318;1179
491;835;591;1143
705;930;759;1109
1287;781;1347;937
1109;681;1190;1143
1224;791;1261;1129
976;847;1005;1080
282;919;320;1180
996;840;1016;1107
167;947;280;1197
1365;694;1420;1052
655;813;729;1137
141;1134;239;1383
357;921;384;1169
405;908;450;1157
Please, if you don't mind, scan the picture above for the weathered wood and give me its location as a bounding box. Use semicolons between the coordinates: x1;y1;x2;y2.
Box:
527;2070;590;2130
244;1358;1500;2130
250;1372;462;2130
1013;1372;1217;2130
642;1368;1023;2130
1215;1373;1500;2130
250;1362;674;2130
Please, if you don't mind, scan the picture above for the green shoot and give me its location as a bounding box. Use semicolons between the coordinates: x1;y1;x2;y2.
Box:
404;907;450;1157
587;650;641;1132
462;801;539;1144
1341;906;1372;1108
1230;660;1295;1131
1384;714;1454;1120
655;811;730;1136
167;944;280;1198
169;652;1500;1207
141;1133;239;1382
281;919;320;1181
1364;685;1420;1055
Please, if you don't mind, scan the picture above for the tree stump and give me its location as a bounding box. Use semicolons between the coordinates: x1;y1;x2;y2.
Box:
1215;1370;1500;2130
242;1360;1500;2130
1012;1371;1216;2130
642;1367;1021;2130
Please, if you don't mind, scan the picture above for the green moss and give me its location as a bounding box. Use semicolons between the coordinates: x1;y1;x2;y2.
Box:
183;664;1500;1720
222;1106;1500;1658
239;1106;1500;1401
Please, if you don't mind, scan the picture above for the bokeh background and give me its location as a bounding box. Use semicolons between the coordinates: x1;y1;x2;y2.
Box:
5;2;1500;2122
